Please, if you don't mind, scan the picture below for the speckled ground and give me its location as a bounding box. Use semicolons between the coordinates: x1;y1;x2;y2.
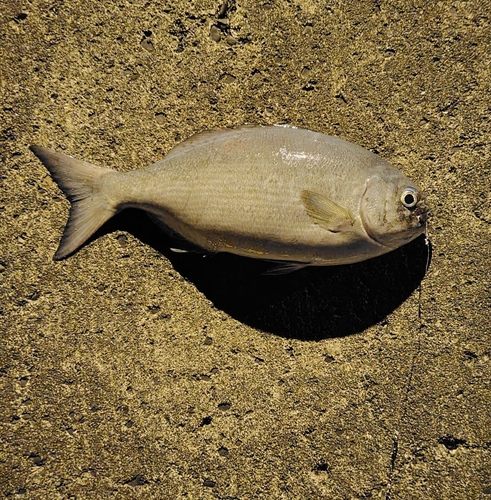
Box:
1;1;490;498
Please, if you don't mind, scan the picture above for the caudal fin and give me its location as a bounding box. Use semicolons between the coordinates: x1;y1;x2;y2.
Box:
30;145;118;260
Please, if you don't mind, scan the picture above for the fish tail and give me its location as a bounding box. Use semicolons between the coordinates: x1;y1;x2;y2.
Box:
30;145;119;260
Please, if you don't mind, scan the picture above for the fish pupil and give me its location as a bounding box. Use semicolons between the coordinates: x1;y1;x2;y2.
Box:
404;193;414;205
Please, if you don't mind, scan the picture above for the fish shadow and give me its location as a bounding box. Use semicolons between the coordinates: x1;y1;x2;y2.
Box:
99;209;431;340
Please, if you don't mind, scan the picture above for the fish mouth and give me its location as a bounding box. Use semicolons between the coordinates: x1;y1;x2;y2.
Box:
413;202;431;226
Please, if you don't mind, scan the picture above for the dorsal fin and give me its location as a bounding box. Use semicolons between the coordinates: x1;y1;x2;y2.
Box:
164;126;260;161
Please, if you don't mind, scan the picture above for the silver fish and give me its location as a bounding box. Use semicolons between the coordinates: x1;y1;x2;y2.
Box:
31;125;429;270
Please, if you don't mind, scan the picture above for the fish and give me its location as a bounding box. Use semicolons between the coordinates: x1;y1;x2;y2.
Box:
30;125;429;271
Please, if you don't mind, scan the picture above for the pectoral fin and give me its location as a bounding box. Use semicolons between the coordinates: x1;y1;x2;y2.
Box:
301;190;354;233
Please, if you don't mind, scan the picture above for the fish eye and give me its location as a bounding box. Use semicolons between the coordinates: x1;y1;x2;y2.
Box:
401;188;418;209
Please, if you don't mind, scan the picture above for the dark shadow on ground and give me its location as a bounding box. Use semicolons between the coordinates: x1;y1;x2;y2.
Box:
91;209;431;340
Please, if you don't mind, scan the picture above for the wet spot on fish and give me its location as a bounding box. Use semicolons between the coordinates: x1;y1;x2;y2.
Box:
204;336;213;345
218;402;231;411
203;479;216;487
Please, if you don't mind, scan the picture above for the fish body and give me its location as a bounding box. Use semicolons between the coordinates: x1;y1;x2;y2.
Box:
31;125;429;268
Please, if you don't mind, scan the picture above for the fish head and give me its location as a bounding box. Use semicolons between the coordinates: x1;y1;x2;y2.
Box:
360;173;429;249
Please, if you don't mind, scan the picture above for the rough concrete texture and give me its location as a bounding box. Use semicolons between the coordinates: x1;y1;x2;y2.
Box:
1;0;490;498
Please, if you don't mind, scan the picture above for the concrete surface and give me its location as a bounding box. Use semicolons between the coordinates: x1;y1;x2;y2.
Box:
1;0;490;498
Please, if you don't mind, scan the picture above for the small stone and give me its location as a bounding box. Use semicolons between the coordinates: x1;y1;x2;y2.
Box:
141;39;154;52
155;113;166;125
210;26;221;42
221;73;236;84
